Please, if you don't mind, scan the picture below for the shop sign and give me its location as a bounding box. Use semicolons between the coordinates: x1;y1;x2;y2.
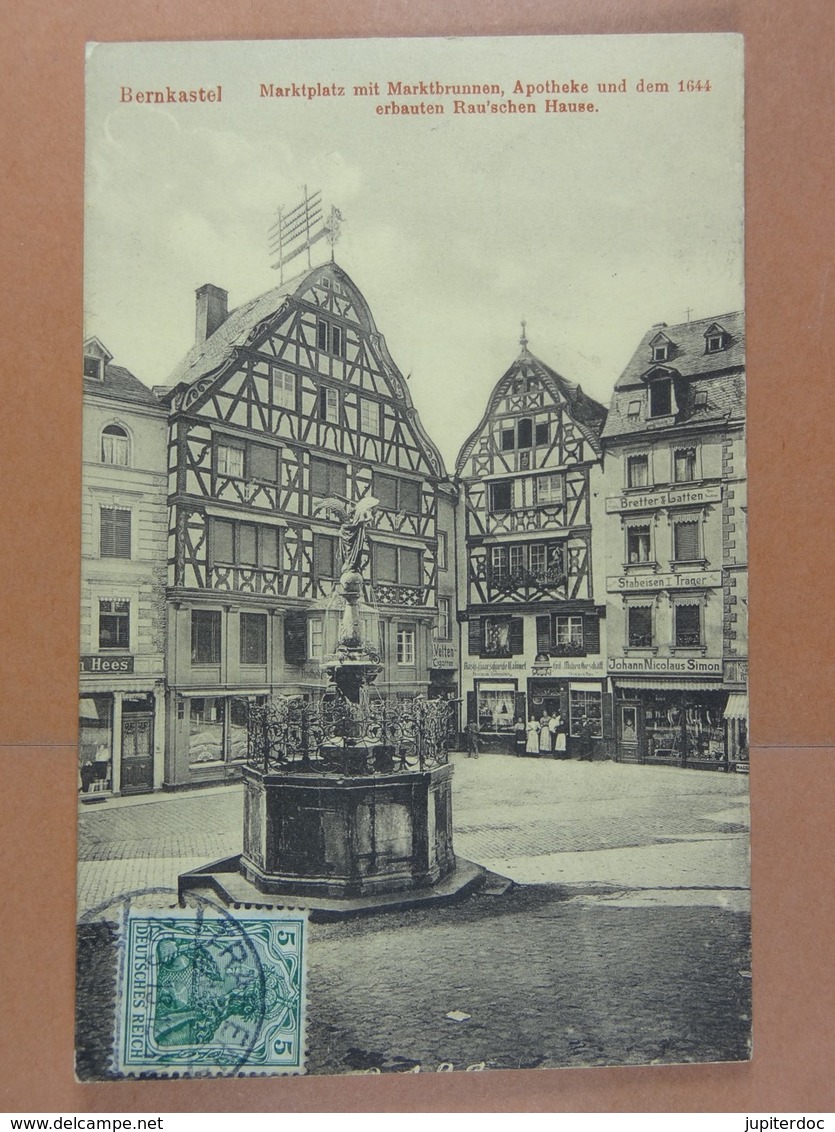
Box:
605;484;721;514
607;570;721;593
464;656;605;677
608;655;722;676
80;654;134;674
430;641;459;669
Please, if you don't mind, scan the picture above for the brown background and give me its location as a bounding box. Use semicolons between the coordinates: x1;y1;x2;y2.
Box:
1;0;833;1113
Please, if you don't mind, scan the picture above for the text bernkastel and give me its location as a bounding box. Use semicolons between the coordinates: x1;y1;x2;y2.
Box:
119;85;222;104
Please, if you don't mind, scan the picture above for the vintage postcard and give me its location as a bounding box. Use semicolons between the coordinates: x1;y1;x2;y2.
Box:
78;33;747;1079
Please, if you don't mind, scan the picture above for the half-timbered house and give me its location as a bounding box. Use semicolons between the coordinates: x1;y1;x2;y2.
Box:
161;263;450;787
600;312;747;770
455;334;609;755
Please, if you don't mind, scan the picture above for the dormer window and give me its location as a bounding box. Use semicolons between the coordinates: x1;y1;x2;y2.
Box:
704;323;729;354
652;344;669;363
84;355;103;380
649;379;673;417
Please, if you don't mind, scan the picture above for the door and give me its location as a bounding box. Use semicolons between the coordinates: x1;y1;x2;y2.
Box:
618;703;641;763
121;713;154;793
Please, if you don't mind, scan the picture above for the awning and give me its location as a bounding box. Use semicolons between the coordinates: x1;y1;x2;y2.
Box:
613;679;724;692
724;693;749;720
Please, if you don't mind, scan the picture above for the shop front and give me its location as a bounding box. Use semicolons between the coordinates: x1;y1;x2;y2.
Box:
78;677;165;799
613;680;730;769
166;690;270;787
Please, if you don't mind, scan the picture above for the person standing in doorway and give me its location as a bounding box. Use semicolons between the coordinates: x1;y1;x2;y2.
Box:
514;717;527;756
526;717;539;755
550;711;567;757
466;721;480;759
538;712;551;755
578;714;595;762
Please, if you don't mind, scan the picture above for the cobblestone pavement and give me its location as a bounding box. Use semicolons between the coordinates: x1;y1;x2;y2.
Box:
76;755;751;1074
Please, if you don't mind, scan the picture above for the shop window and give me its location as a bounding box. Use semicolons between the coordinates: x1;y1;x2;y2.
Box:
240;612;267;665
100;424;130;466
314;533;341;582
396;624;416;665
191;610;221;665
188;697;225;764
673;518;702;562
674;604;702;647
649;379;673;418
476;682;517;733
100;507;131;559
627;524;652;564
310;456;346;498
374;544;421;586
372;471;420;514
78;694;112;794
489;480;513;512
535;421;549;446
517;418;533;448
534;474;562;506
360;398;380;435
98;599;130;650
556;615;584;647
673;447;697;483
569;688;603;737
627;454;649;489
272;370;296;410
628;606;653;648
436;597;452;640
229;697;264;762
318;386;340;423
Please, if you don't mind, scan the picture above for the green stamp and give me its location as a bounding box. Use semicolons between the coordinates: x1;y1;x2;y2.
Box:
117;908;306;1076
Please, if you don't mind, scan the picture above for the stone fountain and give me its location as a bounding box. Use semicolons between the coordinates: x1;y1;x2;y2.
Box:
180;495;482;918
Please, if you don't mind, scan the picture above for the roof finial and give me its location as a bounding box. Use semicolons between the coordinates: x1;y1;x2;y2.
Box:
520;319;528;351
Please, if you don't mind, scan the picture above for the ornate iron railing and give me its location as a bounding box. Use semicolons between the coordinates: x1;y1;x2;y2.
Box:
247;694;455;776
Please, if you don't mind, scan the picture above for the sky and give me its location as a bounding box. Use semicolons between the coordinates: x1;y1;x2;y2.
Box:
84;34;744;471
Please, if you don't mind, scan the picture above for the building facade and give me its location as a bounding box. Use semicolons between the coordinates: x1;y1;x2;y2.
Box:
455;336;609;755
161;262;451;788
600;312;747;769
79;339;168;798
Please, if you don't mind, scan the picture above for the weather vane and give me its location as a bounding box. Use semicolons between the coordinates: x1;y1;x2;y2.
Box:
268;186;344;281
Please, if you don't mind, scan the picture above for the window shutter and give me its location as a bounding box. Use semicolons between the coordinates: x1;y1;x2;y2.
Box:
515;692;528;724
466;691;477;725
468;618;482;656
283;611;308;665
536;614;552;653
583;613;600;655
674;520;700;561
509;617;524;655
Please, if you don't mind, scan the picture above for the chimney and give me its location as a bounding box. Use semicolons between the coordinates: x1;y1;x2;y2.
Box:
195;283;228;344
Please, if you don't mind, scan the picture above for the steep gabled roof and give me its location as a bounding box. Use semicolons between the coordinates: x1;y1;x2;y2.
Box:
84;362;163;409
601;310;745;441
455;346;608;475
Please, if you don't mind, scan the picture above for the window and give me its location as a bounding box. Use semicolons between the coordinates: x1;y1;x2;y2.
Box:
627;524;652;564
374;544;421;586
372;472;420;514
569;688;603;738
188;697;225;764
100;507;131;559
211;519;279;570
248;443;278;483
673;518;701;562
437;531;448;570
627;399;642;418
240;612;267;665
535;421;549;446
100;425;129;466
360;398;380;434
517;418;533;448
191;610;221;665
437;597;452;640
396;625;416;665
675;604;702;647
491;545;508;583
535;474;562;506
649;380;673;418
628;606;653;648
475;681;517;732
314;533;340;581
98;599;129;649
317;319;344;356
706;335;723;353
83;355;103;380
673;447;697;482
500;427;515;451
489;480;513;512
652;344;669;363
273;371;296;410
310;457;346;498
694;389;708;408
481;615;523;658
491;542;563;584
627;455;649;489
319;386;339;423
308;616;324;660
555;615;583;647
217;443;244;479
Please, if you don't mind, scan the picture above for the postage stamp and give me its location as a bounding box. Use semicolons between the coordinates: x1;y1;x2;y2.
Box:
114;906;306;1077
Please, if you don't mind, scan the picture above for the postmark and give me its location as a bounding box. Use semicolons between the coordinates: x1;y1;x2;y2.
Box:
80;889;307;1078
